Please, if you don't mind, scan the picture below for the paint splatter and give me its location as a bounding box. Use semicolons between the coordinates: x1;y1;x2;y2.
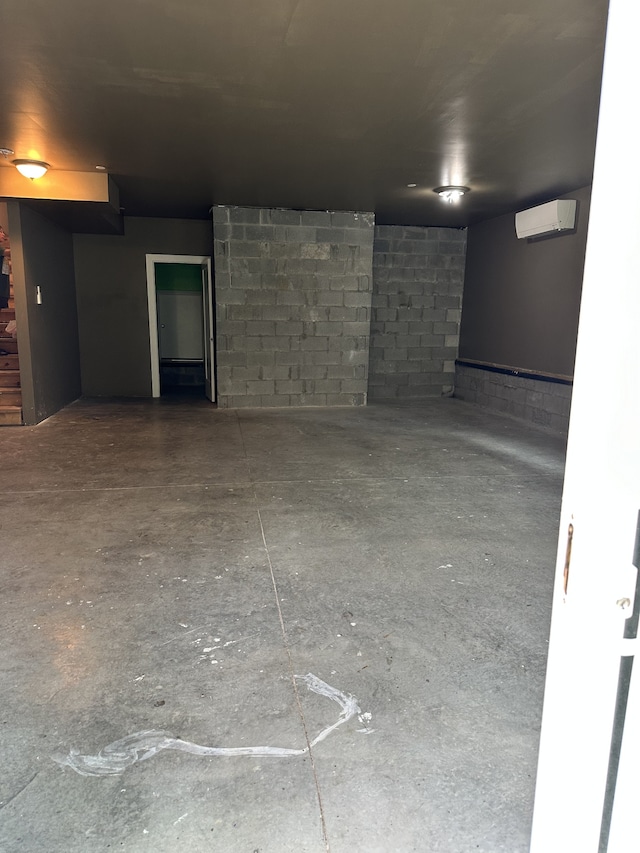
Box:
53;674;364;777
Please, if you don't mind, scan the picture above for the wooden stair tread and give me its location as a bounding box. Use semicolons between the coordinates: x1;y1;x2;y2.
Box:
0;264;20;423
0;389;22;405
0;407;22;425
0;370;20;388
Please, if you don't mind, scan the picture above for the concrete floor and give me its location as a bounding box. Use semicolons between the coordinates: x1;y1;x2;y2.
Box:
0;398;567;853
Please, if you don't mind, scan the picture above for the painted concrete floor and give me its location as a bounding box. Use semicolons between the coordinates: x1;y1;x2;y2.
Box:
0;398;567;853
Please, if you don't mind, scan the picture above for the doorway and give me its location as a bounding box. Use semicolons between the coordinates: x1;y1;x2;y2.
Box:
145;254;215;401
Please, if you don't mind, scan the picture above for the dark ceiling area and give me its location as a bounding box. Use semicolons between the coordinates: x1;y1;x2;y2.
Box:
0;0;609;227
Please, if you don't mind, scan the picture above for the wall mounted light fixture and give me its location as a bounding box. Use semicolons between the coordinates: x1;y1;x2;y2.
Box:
13;159;50;180
433;185;469;204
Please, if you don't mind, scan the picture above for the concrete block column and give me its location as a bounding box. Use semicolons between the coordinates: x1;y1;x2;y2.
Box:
213;207;374;408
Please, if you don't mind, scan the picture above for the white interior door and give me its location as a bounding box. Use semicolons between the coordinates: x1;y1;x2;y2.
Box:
157;290;204;360
201;260;216;402
530;2;640;851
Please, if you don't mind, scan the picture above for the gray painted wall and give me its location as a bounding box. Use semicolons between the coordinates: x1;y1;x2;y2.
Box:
214;206;374;407
8;202;81;424
369;225;466;400
458;185;591;377
73;217;212;396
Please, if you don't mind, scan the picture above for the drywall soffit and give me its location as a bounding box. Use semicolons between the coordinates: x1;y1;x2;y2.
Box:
0;169;119;207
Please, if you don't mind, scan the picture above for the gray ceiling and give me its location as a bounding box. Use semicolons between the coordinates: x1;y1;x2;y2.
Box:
0;0;609;227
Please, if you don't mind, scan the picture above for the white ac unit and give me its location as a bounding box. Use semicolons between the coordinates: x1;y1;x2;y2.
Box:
515;199;577;239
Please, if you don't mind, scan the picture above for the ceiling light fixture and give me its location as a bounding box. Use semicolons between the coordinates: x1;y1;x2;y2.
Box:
13;159;50;180
434;185;469;204
407;183;417;188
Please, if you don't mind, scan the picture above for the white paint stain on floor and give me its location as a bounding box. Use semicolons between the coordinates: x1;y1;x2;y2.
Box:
53;673;368;777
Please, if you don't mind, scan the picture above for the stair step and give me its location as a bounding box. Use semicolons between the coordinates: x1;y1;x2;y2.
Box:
0;340;18;354
0;406;22;426
0;308;16;321
0;389;22;406
0;354;19;370
0;370;20;388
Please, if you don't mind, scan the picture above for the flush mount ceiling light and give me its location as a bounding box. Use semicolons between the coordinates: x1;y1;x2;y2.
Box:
13;159;50;180
433;185;469;204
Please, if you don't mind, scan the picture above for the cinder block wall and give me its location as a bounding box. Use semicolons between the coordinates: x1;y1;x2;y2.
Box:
369;226;467;400
213;207;374;407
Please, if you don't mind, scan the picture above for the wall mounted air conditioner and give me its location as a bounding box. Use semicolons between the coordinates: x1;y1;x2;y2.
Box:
515;199;577;239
